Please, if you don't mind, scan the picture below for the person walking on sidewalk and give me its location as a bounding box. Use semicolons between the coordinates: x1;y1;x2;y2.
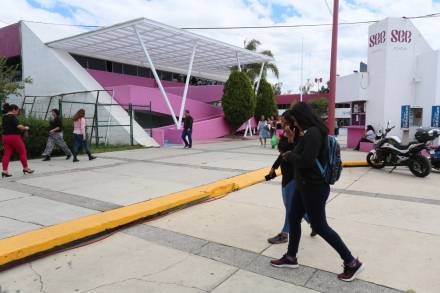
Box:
1;104;34;178
42;109;72;161
72;109;96;162
270;102;364;282
258;115;269;147
266;111;315;245
182;110;193;149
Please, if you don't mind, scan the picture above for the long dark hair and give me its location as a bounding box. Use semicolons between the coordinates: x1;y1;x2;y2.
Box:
73;109;85;121
282;110;300;137
51;109;60;118
290;102;328;136
6;104;19;112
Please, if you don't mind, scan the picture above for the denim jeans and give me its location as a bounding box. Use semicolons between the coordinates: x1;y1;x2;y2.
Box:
182;129;192;147
287;184;355;264
282;179;309;233
73;134;91;156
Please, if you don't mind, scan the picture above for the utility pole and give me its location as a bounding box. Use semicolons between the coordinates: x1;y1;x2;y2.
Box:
328;0;339;135
300;37;304;102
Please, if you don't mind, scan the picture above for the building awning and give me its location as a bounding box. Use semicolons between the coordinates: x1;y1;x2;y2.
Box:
46;17;273;81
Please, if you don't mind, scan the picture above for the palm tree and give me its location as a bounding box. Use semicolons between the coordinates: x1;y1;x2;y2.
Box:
241;39;279;82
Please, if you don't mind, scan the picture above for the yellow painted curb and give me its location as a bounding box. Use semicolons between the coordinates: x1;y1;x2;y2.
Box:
0;166;272;267
342;161;369;167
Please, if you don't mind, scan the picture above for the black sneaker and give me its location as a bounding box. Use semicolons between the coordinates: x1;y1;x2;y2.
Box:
338;259;364;282
66;155;71;160
310;228;318;237
73;158;79;163
267;233;288;244
270;254;299;269
88;155;97;161
42;156;51;161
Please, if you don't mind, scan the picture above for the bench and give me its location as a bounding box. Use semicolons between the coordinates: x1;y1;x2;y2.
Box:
360;142;374;152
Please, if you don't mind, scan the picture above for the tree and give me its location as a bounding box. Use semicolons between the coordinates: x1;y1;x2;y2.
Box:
307;98;328;118
0;56;32;103
319;81;330;93
299;79;314;95
241;39;279;82
222;71;256;131
272;82;282;95
255;79;278;120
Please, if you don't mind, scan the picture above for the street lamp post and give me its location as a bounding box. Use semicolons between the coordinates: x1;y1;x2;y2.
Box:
328;0;339;135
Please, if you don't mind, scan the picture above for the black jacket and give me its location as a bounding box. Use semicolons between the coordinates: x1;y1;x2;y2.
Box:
272;136;296;187
183;116;193;130
287;126;327;191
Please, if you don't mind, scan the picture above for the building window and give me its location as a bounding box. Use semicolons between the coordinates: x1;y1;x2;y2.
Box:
123;64;137;76
87;57;106;71
113;62;123;74
161;71;173;81
106;61;113;72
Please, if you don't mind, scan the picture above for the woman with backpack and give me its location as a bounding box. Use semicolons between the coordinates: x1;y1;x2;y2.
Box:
270;102;363;282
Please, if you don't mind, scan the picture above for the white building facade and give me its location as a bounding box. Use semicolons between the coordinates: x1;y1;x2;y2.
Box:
336;17;440;142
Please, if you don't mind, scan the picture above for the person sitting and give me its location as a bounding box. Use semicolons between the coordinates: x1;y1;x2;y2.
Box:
354;125;376;151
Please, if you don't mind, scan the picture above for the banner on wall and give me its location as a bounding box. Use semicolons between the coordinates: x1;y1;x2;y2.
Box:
432;106;440;127
401;105;410;129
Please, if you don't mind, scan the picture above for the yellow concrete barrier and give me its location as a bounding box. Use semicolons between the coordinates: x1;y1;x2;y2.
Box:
342;161;369;167
0;167;272;268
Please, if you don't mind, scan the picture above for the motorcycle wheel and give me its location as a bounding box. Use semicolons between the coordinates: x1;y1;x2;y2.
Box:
408;155;431;178
367;152;385;169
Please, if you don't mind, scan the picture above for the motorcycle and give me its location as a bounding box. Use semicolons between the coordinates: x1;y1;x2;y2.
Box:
366;122;440;177
428;145;440;171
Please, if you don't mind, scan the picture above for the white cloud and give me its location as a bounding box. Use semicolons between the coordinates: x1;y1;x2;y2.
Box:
1;0;440;93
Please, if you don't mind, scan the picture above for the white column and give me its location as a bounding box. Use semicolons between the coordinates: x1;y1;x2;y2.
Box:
133;25;179;127
300;37;304;102
245;62;265;137
236;52;242;72
178;44;197;129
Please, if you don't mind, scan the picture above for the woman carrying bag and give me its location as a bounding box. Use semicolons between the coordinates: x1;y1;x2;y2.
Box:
72;109;96;163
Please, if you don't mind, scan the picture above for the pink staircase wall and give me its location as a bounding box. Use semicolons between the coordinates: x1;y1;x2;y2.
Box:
161;117;257;144
165;85;224;103
109;85;223;120
0;23;21;58
87;69;183;88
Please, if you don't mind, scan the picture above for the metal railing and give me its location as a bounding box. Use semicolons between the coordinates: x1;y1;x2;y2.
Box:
21;90;153;146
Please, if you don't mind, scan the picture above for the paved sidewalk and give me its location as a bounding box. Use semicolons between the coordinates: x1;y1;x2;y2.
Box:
1;140;439;292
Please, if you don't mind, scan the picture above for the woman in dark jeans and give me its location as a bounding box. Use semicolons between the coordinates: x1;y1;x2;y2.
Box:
270;102;364;282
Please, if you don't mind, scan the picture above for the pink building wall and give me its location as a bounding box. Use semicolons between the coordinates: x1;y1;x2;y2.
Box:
87;69;183;88
0;23;21;58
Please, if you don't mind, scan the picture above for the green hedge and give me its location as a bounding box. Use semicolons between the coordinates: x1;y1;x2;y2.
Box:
255;78;278;120
0;116;74;159
221;71;256;131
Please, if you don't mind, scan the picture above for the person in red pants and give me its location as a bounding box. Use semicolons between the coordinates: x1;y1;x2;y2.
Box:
2;104;34;178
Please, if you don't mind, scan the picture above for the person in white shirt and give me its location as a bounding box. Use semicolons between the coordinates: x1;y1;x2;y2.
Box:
354;125;376;151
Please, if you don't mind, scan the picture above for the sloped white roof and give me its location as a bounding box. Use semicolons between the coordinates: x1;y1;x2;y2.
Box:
47;18;273;81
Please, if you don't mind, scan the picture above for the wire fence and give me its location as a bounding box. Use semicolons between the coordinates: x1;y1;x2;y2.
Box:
20;90;152;146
